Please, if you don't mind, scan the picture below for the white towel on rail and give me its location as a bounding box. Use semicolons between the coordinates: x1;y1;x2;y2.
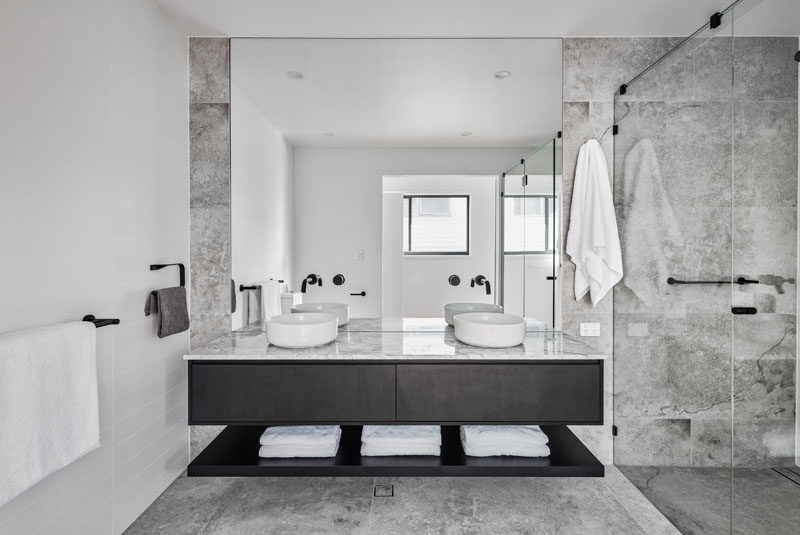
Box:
0;322;99;507
566;139;623;305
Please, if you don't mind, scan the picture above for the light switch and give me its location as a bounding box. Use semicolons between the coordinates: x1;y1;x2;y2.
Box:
356;249;365;261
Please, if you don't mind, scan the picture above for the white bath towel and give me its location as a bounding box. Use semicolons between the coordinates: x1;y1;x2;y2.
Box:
463;443;551;458
461;425;548;446
259;426;341;447
620;139;684;305
360;443;441;457
260;279;283;319
460;427;550;457
361;425;441;446
245;287;261;325
259;435;341;458
566;139;623;305
0;322;99;507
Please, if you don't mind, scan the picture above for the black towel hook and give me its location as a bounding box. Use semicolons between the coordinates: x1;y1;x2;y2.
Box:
150;263;185;287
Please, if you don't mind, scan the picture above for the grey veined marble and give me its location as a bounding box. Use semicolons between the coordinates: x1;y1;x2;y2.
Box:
183;322;606;361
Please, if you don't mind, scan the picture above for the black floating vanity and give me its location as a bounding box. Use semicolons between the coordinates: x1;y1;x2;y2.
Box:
186;322;605;478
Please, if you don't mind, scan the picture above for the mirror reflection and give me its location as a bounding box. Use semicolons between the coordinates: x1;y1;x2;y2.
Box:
230;38;563;331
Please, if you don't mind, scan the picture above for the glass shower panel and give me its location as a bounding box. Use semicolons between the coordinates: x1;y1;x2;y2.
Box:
612;12;735;534
501;161;526;318
500;139;558;328
731;2;800;533
523;140;556;328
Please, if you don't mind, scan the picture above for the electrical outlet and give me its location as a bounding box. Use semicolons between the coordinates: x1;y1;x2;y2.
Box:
356;249;365;261
580;322;600;337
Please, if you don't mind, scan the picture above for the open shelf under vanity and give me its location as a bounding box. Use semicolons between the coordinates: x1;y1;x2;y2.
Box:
188;424;604;477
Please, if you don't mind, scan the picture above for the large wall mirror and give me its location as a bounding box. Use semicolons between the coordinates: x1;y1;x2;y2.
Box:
229;38;563;331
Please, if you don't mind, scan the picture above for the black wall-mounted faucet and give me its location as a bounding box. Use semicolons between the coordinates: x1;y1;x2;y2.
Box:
471;275;491;295
301;274;322;293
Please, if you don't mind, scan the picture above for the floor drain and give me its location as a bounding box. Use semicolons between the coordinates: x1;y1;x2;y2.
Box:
374;484;394;497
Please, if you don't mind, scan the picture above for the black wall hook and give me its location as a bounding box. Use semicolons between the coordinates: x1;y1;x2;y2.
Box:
150;263;185;287
83;314;120;328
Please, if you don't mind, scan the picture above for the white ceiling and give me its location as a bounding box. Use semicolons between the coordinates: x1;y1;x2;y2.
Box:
231;39;562;148
155;0;800;38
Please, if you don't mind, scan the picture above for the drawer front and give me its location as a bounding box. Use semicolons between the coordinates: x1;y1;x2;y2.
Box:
396;363;602;424
190;363;396;423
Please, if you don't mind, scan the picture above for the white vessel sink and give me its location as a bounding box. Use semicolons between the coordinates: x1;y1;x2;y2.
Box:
292;302;349;326
453;312;525;348
266;313;339;348
444;303;503;326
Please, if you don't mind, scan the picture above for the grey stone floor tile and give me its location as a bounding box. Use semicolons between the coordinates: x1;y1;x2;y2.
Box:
124;476;373;535
618;466;800;535
370;477;646;535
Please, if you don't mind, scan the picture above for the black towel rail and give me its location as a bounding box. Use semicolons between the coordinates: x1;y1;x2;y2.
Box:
150;263;185;287
239;284;261;292
83;314;120;328
667;277;759;285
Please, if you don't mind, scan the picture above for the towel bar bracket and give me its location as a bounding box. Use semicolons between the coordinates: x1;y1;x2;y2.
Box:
150;263;185;287
82;314;120;328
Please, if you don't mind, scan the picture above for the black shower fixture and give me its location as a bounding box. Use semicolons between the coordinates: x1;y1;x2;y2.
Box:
471;275;491;295
332;274;345;286
795;50;800;62
301;274;322;293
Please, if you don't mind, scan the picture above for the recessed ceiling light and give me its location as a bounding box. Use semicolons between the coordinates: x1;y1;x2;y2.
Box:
323;132;335;137
287;71;304;79
494;70;511;79
460;131;472;137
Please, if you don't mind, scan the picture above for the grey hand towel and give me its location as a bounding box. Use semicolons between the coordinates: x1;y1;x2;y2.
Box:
144;286;189;338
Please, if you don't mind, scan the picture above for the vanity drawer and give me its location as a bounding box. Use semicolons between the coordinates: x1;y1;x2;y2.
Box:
190;363;396;424
396;362;602;424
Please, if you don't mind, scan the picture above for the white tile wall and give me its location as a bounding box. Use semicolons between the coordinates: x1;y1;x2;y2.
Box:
0;1;189;533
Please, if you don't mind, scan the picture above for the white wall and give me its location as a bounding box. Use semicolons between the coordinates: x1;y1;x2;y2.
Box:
294;148;528;317
383;175;497;318
230;83;294;329
0;1;189;533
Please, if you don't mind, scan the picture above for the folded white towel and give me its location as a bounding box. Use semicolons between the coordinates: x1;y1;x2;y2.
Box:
0;322;99;507
361;425;441;446
461;425;548;446
259;439;341;458
360;443;441;457
463;443;551;458
259;426;341;447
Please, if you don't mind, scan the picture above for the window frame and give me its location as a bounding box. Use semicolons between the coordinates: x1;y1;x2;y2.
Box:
403;194;470;256
502;194;555;255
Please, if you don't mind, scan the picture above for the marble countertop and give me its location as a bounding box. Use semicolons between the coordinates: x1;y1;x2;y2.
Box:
185;319;606;361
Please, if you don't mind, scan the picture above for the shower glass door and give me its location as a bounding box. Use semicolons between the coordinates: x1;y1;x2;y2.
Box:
612;7;736;533
730;2;800;533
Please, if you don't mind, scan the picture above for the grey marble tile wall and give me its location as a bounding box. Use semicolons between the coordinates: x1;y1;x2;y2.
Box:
609;35;798;467
562;38;683;465
189;37;232;458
